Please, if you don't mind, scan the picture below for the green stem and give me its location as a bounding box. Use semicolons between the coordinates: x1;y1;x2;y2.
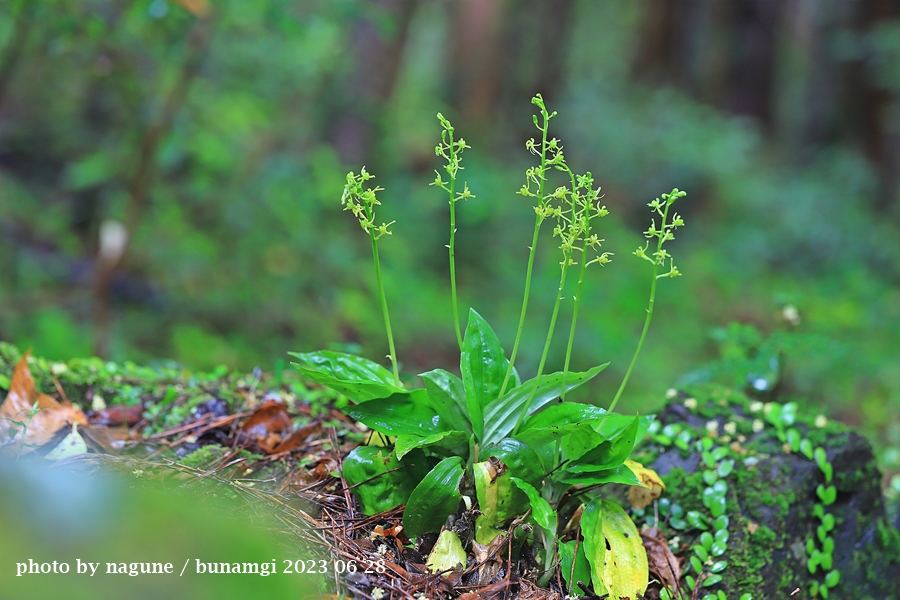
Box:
560;168;581;401
500;214;543;395
500;110;551;396
561;246;588;401
447;132;463;350
609;202;671;413
370;230;400;387
513;252;571;435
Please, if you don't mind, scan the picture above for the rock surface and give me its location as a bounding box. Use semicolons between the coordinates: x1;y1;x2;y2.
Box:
638;387;900;599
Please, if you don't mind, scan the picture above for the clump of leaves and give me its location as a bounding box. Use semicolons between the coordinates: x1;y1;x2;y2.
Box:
291;95;688;598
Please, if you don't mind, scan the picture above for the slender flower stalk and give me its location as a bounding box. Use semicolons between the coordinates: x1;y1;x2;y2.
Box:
500;94;558;397
609;188;686;413
431;114;474;350
514;170;610;433
341;168;401;386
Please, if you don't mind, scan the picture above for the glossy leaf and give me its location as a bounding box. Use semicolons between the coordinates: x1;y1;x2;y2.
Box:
521;402;608;430
800;438;814;459
474;458;530;543
583;498;648;598
480;438;544;486
403;456;465;539
515;402;608;449
420;369;471;433
347;390;441;437
559;539;591;597
394;430;468;459
460;309;510;440
564;416;641;473
482;364;608;444
289;350;403;402
816;484;837;505
342;446;429;515
559;463;641;486
510;477;556;532
687;510;710;530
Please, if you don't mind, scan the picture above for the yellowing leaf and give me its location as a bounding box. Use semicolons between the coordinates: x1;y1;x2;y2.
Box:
583;499;648;599
426;529;466;574
44;423;88;460
625;459;666;510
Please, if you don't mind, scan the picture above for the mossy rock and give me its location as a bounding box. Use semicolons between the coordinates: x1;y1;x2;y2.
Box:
640;386;900;599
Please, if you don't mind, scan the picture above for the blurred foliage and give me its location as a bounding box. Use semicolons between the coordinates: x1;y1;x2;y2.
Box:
0;1;898;469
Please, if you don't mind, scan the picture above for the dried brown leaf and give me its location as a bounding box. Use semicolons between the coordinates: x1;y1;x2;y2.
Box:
641;525;682;598
0;352;87;457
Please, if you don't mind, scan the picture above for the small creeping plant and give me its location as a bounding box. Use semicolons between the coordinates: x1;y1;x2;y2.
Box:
291;94;688;599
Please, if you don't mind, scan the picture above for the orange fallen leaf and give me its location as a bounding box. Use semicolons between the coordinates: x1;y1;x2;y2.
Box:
0;351;87;457
173;0;211;17
271;420;322;454
240;400;293;453
88;403;144;427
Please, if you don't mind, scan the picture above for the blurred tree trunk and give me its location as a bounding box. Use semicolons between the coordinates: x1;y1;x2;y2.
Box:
633;0;900;210
327;0;419;166
93;17;212;358
447;0;574;146
0;0;36;108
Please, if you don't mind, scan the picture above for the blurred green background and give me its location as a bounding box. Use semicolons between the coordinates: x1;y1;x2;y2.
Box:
1;1;898;467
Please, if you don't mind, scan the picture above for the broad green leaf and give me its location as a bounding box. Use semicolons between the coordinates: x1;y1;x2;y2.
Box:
583;499;648;599
510;477;556;532
473;447;539;544
480;438;544;486
420;369;471;433
394;430;468;460
403;456;464;539
460;309;510;439
522;402;608;431
426;529;467;574
289;350;403;402
516;403;609;450
342;446;429;515
558;464;641;486
473;461;507;544
347;390;441;437
592;413;654;441
565;416;641;472
581;497;605;593
482;364;609;444
559;539;591;597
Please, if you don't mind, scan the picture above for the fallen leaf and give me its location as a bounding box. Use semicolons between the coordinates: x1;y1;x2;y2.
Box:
44;423;89;460
0;352;87;458
173;0;211;17
641;525;682;598
88;403;144;427
271;420;323;454
240;400;292;452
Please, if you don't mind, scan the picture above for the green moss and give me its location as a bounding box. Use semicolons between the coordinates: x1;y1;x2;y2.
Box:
180;444;231;469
